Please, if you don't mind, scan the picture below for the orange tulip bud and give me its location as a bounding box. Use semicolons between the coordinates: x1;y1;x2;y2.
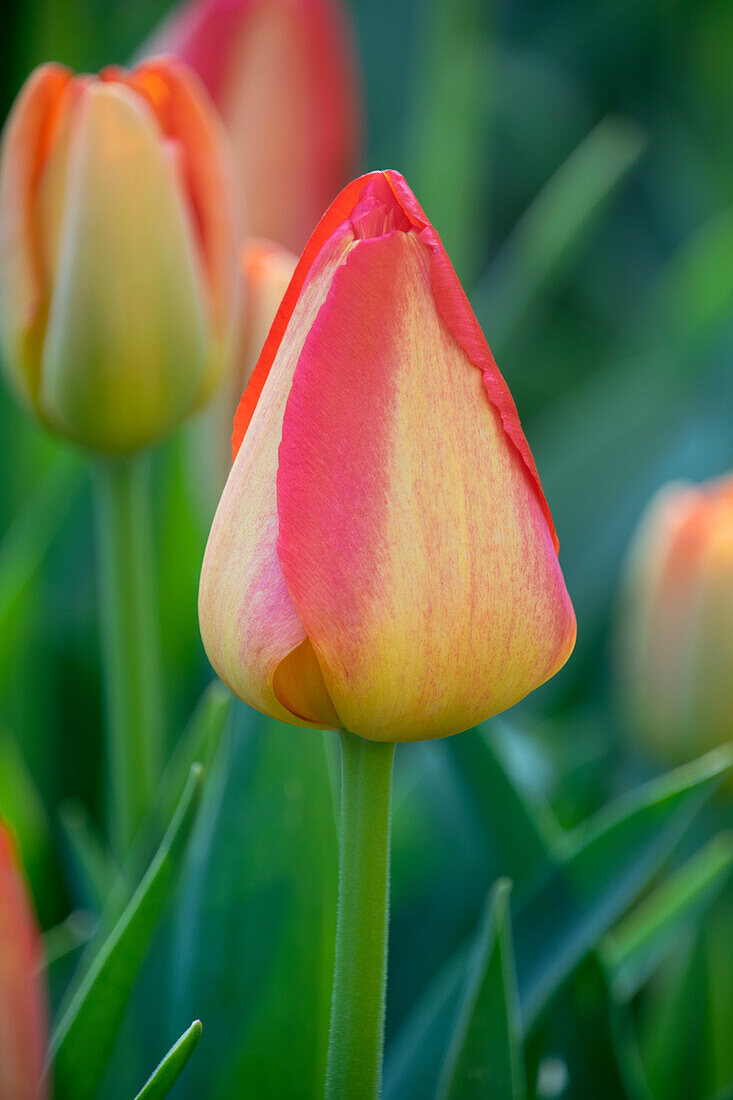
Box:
148;0;359;253
199;172;576;742
0;820;48;1100
619;473;733;766
0;58;238;454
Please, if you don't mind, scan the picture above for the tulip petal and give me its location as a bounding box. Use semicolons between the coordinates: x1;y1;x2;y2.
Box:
121;57;239;401
39;82;209;453
152;0;359;252
277;225;576;741
0;824;48;1100
622;484;703;756
232;173;367;455
199;224;354;727
0;63;71;408
384;169;559;552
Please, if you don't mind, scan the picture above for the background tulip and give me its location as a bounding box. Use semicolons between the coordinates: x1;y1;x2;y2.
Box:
199;170;576;743
619;474;733;768
0;57;238;455
0;820;48;1100
147;0;359;254
194;238;297;506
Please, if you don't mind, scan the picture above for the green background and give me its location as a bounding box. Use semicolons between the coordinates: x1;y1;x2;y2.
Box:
0;0;732;1097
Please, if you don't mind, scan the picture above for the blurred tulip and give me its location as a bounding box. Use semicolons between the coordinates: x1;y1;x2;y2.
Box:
239;239;298;398
148;0;359;253
199;170;576;742
0;820;48;1100
197;238;297;499
0;57;238;454
619;474;733;766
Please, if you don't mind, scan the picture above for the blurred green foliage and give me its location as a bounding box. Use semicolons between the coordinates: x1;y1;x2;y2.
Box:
0;0;732;1096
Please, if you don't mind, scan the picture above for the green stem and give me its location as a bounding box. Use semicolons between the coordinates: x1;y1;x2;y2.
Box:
326;729;396;1100
93;456;164;860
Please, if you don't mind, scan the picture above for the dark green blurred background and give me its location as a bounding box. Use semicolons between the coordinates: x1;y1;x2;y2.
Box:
0;1;732;1097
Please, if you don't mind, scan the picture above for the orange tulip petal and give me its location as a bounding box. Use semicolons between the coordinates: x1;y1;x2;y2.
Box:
0;63;72;405
121;57;238;385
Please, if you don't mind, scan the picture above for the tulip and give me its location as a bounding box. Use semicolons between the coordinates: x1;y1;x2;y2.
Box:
619;474;733;767
0;820;48;1100
200;170;576;1099
239;240;298;399
199;170;576;744
0;57;238;455
148;0;359;253
196;238;297;501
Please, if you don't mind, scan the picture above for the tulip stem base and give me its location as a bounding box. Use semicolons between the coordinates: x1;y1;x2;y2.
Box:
93;455;164;859
326;729;396;1100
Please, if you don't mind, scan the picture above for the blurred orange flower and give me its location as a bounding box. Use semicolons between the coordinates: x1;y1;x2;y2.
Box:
149;0;360;252
619;473;733;766
0;820;48;1100
0;57;238;453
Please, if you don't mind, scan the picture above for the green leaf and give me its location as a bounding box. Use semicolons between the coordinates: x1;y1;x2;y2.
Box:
473;115;645;351
95;681;231;939
408;0;491;282
516;747;732;1027
637;931;711;1100
49;764;204;1100
59;800;118;913
637;204;733;355
447;722;561;883
607;832;733;999
130;681;231;875
384;748;731;1099
437;880;525;1100
539;953;653;1100
43;910;97;969
0;450;83;651
0;728;49;881
169;706;338;1099
133;1020;203;1100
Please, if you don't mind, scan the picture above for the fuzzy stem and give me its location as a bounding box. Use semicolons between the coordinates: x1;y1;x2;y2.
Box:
325;728;396;1100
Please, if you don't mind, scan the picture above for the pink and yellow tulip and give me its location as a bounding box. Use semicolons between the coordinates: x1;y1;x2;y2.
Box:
619;473;733;765
0;57;238;454
199;170;576;742
0;820;48;1100
150;0;360;252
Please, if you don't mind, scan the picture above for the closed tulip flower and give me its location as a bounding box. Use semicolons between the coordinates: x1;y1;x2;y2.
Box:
619;474;733;766
199;170;576;743
148;0;359;253
0;821;48;1100
0;57;238;454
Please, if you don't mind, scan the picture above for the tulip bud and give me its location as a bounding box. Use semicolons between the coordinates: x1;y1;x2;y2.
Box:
0;58;238;454
0;820;48;1100
618;474;733;766
148;0;359;253
199;171;576;742
191;238;297;508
